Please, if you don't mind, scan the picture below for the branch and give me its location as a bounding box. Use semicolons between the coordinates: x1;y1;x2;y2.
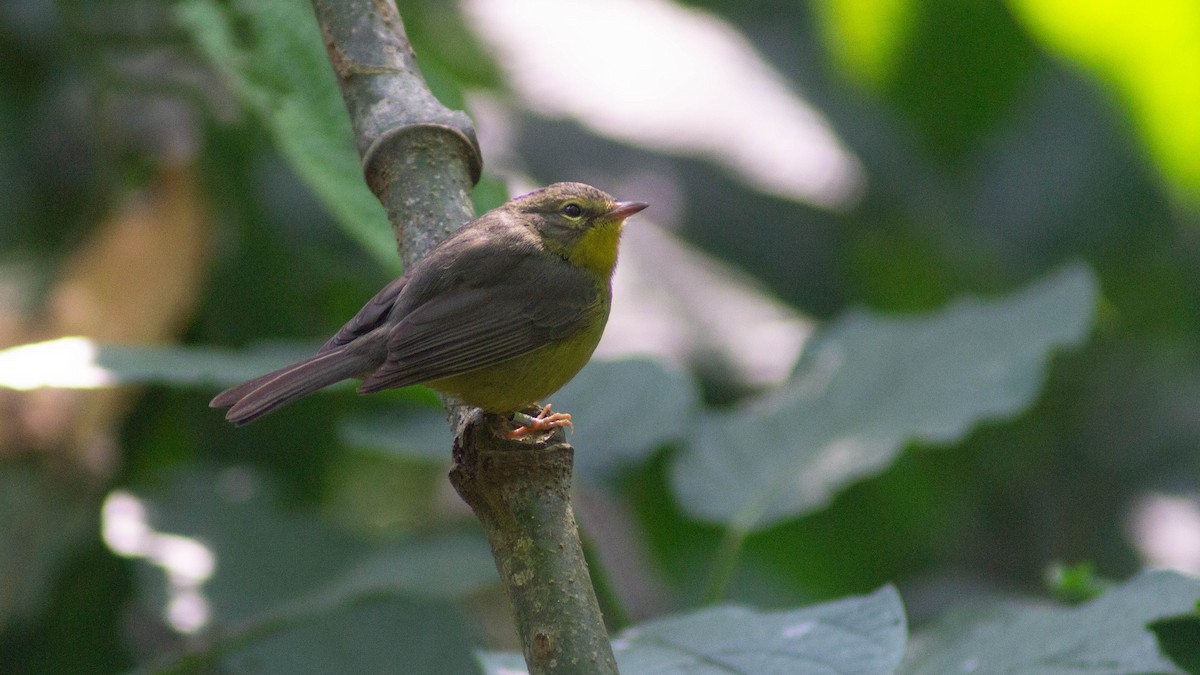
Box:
310;0;480;268
309;2;617;672
450;413;619;673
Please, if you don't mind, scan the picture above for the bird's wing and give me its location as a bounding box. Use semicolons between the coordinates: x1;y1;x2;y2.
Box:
318;275;408;353
356;271;600;393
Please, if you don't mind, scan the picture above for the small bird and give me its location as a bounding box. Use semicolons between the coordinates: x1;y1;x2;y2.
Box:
211;182;647;437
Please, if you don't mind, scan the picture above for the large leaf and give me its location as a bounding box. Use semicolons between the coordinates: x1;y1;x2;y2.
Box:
477;585;906;675
174;0;399;268
0;338;312;390
671;264;1098;530
902;570;1200;674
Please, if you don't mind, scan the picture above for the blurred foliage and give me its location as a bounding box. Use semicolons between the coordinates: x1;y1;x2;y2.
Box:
901;571;1200;674
2;0;1200;672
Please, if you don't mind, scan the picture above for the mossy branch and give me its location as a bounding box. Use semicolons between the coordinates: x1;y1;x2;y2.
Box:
309;1;617;672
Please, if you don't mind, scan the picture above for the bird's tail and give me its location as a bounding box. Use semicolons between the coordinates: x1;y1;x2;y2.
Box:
210;347;373;426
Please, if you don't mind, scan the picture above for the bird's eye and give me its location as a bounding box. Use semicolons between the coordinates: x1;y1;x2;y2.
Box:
562;203;583;219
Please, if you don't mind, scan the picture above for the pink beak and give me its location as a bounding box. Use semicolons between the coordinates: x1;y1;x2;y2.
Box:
607;201;649;220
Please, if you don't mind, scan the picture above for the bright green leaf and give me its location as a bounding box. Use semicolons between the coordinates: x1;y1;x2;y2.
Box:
672;264;1098;530
813;0;918;87
903;570;1200;674
175;0;399;268
1009;0;1200;201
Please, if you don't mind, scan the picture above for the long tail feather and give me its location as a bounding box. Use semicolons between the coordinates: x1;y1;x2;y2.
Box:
210;348;373;426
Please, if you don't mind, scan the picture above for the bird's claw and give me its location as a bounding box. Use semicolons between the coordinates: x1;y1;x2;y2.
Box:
507;404;573;439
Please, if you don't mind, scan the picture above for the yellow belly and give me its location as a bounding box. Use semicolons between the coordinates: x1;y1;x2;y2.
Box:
426;314;607;413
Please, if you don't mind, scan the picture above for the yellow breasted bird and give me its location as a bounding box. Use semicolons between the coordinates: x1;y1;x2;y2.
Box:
211;182;648;437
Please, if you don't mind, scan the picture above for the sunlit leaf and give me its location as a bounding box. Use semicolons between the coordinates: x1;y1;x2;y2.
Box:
671;264;1098;530
902;570;1200;674
175;0;399;268
1009;0;1200;200
813;0;918;87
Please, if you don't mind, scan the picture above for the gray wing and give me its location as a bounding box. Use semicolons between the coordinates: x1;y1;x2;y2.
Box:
356;264;599;393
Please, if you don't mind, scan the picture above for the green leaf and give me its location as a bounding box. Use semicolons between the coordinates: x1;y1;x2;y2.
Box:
174;0;399;269
1044;560;1111;603
479;585;906;675
96;342;315;388
672;264;1098;530
1009;0;1200;201
0;337;314;390
1150;609;1200;674
813;0;918;87
903;570;1200;674
614;586;906;674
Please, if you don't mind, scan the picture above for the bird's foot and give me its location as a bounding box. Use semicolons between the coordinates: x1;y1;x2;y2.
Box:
507;404;573;439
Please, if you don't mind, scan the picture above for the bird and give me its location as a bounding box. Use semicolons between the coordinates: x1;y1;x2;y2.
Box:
210;182;648;438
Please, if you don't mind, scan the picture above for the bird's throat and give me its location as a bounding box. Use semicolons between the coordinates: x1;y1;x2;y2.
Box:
568;222;622;279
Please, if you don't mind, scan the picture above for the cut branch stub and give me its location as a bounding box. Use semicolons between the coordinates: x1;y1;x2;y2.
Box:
311;0;482;266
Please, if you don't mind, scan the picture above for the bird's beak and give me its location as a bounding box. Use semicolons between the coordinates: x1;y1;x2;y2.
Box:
607;201;649;220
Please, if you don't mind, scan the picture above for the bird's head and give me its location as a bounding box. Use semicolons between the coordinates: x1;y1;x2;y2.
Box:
511;182;648;278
